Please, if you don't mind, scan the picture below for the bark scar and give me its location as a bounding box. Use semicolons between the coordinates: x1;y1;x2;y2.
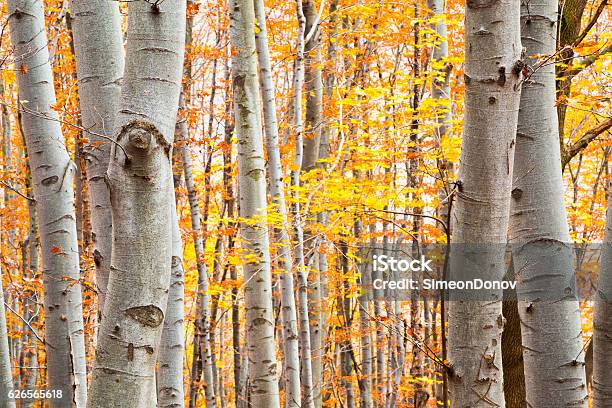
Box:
125;305;164;328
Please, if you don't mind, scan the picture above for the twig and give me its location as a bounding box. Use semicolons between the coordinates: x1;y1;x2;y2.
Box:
3;301;45;345
0;181;36;202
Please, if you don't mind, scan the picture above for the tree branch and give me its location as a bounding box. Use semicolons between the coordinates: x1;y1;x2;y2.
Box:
562;117;612;170
572;0;608;48
565;44;612;78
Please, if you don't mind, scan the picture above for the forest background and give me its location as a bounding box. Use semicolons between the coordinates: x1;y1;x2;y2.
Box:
0;0;611;407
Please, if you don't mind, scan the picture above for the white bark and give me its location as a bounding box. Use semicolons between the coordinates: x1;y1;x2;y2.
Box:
230;0;280;405
0;265;15;408
87;1;186;407
252;0;302;406
157;195;186;408
509;1;588;406
593;183;612;407
179;105;216;408
291;3;315;406
7;1;88;405
448;0;522;406
70;0;123;315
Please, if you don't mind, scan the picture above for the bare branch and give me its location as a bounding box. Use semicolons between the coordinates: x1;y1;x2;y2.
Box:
563;117;612;170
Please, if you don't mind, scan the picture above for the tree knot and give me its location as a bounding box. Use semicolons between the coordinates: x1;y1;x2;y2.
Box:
118;120;171;164
125;305;164;328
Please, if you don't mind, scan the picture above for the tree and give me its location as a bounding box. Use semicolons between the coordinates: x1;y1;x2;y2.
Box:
593;182;612;407
230;0;281;404
70;0;124;315
447;0;522;406
7;1;88;405
253;0;302;405
87;1;186;406
508;0;588;405
157;197;186;408
0;265;15;408
179;96;217;408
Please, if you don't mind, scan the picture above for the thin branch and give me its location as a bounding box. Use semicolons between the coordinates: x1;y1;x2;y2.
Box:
572;0;608;48
563;117;612;170
304;0;325;44
3;301;45;345
564;44;612;78
0;181;36;202
1;100;130;159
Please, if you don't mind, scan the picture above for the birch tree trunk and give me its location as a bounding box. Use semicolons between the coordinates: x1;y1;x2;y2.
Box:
291;3;315;406
87;1;186;406
70;0;124;316
157;195;186;408
0;265;15;408
448;0;522;405
179;102;217;408
508;1;588;406
302;2;325;404
252;0;302;405
7;1;88;405
593;183;612;407
230;0;280;405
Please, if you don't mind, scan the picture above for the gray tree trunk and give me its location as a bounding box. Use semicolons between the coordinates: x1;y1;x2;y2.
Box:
593;183;612;406
509;1;588;406
448;0;522;406
291;3;315;406
7;1;88;405
70;0;124;315
0;265;15;408
230;0;281;405
252;0;302;406
302;0;323;172
157;195;186;408
87;1;186;406
179;102;217;408
356;220;373;408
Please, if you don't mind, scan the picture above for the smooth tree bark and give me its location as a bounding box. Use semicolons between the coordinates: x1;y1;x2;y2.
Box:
508;1;588;406
7;1;88;405
302;1;325;404
0;77;15;408
291;3;315;406
302;0;323;172
230;0;281;405
157;196;186;408
252;0;302;406
448;0;522;406
87;1;186;407
179;102;217;408
0;265;15;408
70;0;124;316
593;182;612;407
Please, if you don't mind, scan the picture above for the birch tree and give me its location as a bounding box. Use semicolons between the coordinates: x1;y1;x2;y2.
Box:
593;183;612;407
0;265;15;408
230;0;280;405
157;198;186;408
291;2;316;405
302;2;325;404
448;0;522;405
70;0;124;315
508;0;588;406
252;0;302;405
87;1;186;406
179;100;217;408
7;1;88;405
